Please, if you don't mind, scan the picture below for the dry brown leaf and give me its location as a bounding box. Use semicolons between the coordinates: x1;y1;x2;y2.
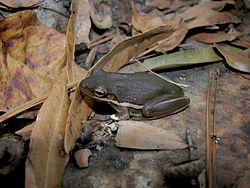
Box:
0;0;42;8
187;10;241;29
155;23;188;53
95;25;178;71
191;30;241;44
72;0;91;46
89;0;112;29
231;38;250;49
64;86;92;153
175;0;235;22
0;11;66;112
132;2;168;32
115;121;187;150
25;73;69;188
216;46;250;73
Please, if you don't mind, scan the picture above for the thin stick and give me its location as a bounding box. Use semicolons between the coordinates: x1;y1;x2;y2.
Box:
206;65;218;188
89;34;115;48
134;59;188;88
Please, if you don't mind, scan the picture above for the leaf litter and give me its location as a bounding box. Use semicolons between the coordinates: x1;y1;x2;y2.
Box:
0;0;249;187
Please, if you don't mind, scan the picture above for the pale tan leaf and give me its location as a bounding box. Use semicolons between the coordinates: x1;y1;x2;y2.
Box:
64;86;92;153
115;121;187;150
25;73;69;188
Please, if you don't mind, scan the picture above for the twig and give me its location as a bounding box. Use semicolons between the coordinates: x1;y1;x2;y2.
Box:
89;34;115;48
206;65;219;188
134;59;189;88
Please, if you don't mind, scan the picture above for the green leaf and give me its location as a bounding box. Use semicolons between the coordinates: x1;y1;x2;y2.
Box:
137;47;222;71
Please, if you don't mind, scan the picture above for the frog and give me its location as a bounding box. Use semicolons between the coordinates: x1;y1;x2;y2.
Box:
79;68;190;120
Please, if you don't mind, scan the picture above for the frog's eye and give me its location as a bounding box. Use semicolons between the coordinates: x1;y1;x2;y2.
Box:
94;87;107;98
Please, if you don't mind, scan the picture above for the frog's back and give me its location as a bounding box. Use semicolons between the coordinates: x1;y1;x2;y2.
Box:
107;72;184;104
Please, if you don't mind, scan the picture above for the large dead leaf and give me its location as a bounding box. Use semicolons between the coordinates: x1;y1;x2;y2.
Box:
0;11;66;112
95;25;178;71
216;46;250;73
0;10;86;114
115;121;187;150
187;10;241;29
25;73;69;188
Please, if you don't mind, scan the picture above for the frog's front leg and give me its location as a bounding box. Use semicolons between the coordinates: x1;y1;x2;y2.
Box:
142;95;190;119
110;104;130;120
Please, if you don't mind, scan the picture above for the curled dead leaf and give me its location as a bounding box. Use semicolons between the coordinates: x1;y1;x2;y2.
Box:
115;121;187;150
132;1;168;32
89;1;112;29
216;46;250;73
